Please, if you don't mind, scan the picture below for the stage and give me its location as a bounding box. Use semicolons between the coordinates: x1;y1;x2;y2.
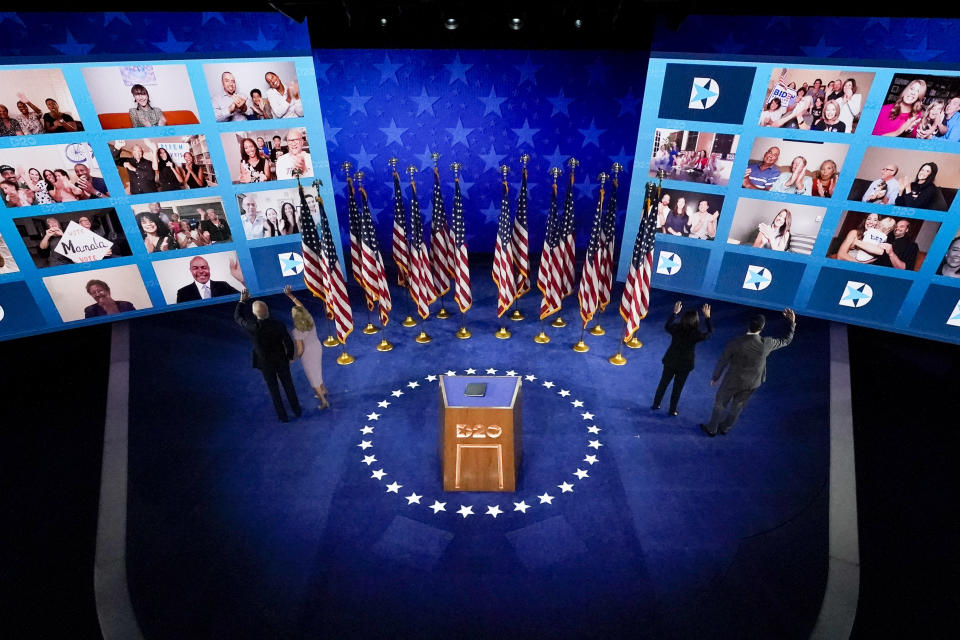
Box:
116;280;831;639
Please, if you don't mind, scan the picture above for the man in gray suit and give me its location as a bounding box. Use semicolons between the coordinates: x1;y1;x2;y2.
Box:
700;308;796;437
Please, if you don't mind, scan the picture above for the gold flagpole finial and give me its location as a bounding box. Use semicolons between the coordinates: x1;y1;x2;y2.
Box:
387;157;399;170
431;152;441;166
519;153;531;168
549;167;562;182
340;161;353;175
406;165;418;176
450;161;462;177
598;172;608;186
354;171;365;186
566;157;580;170
610;162;623;176
499;164;511;179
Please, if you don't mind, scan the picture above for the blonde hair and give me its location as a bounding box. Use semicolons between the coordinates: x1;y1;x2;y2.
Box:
879;216;896;234
291;305;314;331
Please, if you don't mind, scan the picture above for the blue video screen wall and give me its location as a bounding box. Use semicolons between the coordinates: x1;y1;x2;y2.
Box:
0;53;338;341
620;56;960;344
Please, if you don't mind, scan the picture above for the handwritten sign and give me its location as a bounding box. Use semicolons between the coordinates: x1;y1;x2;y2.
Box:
54;221;113;263
158;142;190;165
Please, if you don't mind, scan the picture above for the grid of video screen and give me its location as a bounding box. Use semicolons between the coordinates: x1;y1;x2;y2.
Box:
619;58;960;344
0;57;336;341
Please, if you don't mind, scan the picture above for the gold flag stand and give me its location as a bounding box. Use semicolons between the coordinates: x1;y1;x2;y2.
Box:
572;325;589;352
608;328;627;365
336;340;355;365
376;337;394;351
495;325;511;339
533;317;550;344
551;315;567;328
588;323;605;336
323;316;339;347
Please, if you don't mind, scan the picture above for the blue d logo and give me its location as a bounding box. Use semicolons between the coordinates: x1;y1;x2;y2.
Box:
689;78;720;110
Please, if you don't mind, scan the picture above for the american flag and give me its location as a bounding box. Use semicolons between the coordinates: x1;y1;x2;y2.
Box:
406;178;438;318
536;178;563;319
619;182;657;342
359;183;392;326
346;176;362;286
429;166;454;296
512;165;531;299
391;169;410;286
578;179;605;328
559;170;577;298
597;175;618;311
451;174;472;313
299;183;353;343
492;175;518;318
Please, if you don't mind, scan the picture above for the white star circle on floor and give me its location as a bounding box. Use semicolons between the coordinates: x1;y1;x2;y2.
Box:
358;368;605;521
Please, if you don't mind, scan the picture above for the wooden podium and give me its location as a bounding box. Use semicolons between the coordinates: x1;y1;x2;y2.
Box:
439;376;522;492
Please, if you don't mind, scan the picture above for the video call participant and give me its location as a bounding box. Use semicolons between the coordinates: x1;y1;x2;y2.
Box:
688;200;719;240
42;98;80;133
112;140;158;194
76;215;114;258
812;160;838;198
199;209;231;244
155;147;183;192
14;93;44;135
752;209;792;251
181;152;206;189
895;162;942;210
303;193;321;224
128;84;166;128
936;236;960;277
84;279;135;318
269;135;287;162
874;78;926;138
249;89;273;120
874;219;919;270
701;308;797;437
936;96;960;141
37;217;73;266
274;130;312;179
74;163;108;199
742;146;780;191
235;288;302;422
238;137;271;183
240;194;266;239
213;71;250;122
264;72;302;119
770;156;812;195
0;104;23;136
837;213;884;263
175;255;242;302
651;300;713;417
663;198;688;236
862;165;900;205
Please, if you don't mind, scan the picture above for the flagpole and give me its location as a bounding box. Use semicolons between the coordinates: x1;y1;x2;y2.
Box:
387;157;417;330
407;165;432;344
510;153;531;322
494;163;512;340
449;161;472;339
351;168;381;337
427;152;452;321
624;174;660;351
574;170;607;353
552;157;578;328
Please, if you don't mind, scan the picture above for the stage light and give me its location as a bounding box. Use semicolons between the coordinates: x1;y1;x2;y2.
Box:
444;17;459;30
379;17;388;27
574;18;583;29
509;17;524;31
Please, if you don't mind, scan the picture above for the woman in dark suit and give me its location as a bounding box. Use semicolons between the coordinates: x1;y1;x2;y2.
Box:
651;300;713;416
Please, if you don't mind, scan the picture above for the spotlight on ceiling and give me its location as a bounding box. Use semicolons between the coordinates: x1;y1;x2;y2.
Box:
379;17;388;27
509;17;524;31
444;17;459;30
573;18;583;29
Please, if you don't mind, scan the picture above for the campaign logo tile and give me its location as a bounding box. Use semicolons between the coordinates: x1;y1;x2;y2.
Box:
838;281;873;308
0;281;46;338
656;251;682;275
278;252;304;276
658;63;756;124
947;300;960;327
742;265;772;291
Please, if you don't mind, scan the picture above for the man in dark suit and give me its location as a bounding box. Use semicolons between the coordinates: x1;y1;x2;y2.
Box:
701;308;796;437
175;256;241;303
235;289;302;422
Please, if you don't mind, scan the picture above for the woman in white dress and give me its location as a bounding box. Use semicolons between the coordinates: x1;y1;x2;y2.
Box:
284;285;329;409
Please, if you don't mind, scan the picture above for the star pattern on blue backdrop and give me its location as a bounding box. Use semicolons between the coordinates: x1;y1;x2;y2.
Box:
243;28;279;51
153;28;193;53
315;49;646;252
899;36;944;62
53;29;95;56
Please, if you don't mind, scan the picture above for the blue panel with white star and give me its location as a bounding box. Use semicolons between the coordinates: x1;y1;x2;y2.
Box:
713;252;807;306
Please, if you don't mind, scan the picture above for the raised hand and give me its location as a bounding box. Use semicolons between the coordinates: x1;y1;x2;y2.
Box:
229;255;245;284
783;308;796;323
701;303;711;318
673;300;682;314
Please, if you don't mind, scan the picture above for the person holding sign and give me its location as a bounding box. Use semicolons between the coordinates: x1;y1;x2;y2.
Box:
38;217;72;266
84;279;135;318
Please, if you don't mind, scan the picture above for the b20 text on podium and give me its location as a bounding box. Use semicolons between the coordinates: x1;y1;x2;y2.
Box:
439;376;523;492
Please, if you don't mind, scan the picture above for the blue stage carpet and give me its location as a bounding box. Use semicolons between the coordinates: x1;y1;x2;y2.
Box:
127;277;829;639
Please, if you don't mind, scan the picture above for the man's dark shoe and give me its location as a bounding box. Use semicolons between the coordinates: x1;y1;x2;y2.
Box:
699;423;716;437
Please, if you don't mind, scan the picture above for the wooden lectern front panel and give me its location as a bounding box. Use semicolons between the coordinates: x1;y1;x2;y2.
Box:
442;405;518;492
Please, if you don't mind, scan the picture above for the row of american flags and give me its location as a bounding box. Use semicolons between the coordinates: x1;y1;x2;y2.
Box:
295;165;661;347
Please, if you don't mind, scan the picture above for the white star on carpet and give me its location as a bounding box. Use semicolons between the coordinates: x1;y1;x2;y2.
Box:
358;440;373;450
486;505;503;518
513;500;531;513
457;505;474;518
407;381;419;389
377;400;390;408
362;455;377;465
371;468;387;480
581;412;594;420
445;370;457;376
465;368;477;374
506;370;517;376
583;454;598;465
360;426;374;435
558;389;570;397
486;368;498;374
425;374;438;382
429;501;447;513
542;381;555;388
587;425;601;434
574;469;589;479
386;481;402;493
524;374;536;381
538;493;554;504
572;400;584;407
406;493;422;505
558;482;574;493
391;389;404;397
367;412;381;420
588;440;603;449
